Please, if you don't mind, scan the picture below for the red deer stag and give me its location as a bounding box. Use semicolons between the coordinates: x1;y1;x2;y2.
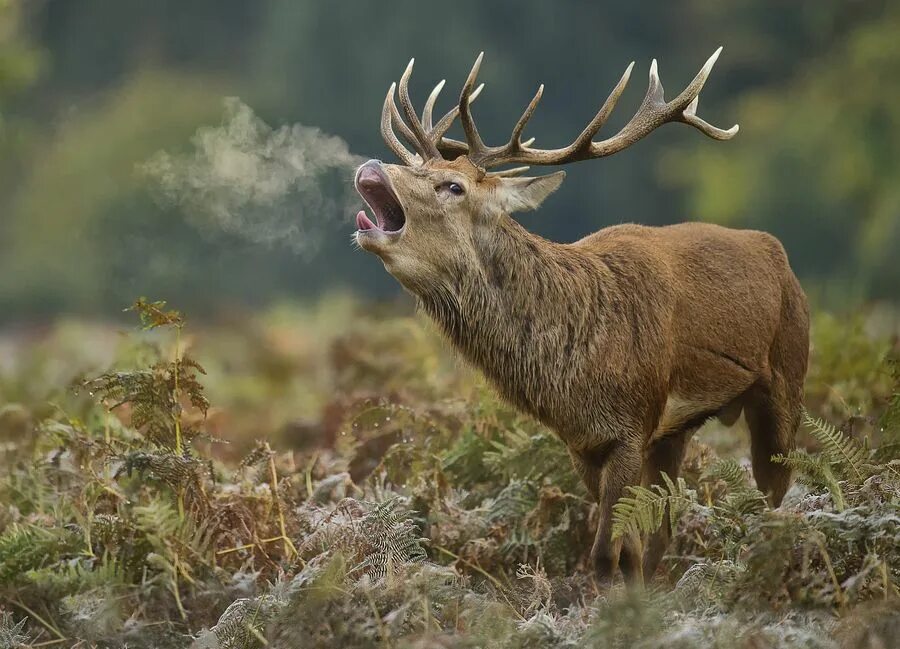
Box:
352;48;809;585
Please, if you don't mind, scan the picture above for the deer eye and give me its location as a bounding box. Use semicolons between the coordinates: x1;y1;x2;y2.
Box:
448;182;464;195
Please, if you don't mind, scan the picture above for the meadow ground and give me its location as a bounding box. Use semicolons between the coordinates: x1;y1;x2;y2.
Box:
0;296;897;648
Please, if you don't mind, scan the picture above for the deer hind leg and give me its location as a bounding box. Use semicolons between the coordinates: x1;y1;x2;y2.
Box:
744;371;801;507
744;271;809;508
568;446;601;501
576;438;644;588
745;296;807;508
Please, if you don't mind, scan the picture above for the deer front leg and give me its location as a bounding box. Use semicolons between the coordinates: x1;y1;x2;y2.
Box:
641;430;690;580
574;438;644;587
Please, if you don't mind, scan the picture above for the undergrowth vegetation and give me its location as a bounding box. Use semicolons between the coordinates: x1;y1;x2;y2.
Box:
0;299;898;648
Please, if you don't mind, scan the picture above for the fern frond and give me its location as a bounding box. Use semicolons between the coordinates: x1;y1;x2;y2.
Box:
82;313;209;450
352;499;428;581
499;526;536;558
134;500;182;541
675;560;743;603
773;449;846;511
720;488;768;517
659;474;696;534
24;554;125;600
127;297;183;330
701;458;750;492
611;486;665;541
611;475;696;541
701;458;768;516
123;449;204;482
486;480;538;523
241;440;273;468
0;611;30;648
0;524;77;584
803;411;867;482
203;594;285;649
482;428;579;491
177;354;210;416
132;497;212;564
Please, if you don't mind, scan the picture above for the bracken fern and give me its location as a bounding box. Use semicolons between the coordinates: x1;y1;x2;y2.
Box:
802;411;869;481
773;449;847;510
611;473;696;541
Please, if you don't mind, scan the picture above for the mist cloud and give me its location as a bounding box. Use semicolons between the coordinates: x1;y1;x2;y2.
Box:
141;98;364;255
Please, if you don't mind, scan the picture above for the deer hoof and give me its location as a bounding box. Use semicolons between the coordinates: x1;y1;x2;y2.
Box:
591;549;617;589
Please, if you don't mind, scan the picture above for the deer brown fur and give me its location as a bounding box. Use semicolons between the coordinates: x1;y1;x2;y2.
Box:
353;52;810;586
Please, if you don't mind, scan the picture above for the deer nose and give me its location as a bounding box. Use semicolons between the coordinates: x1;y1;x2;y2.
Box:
356;160;387;188
356;159;382;180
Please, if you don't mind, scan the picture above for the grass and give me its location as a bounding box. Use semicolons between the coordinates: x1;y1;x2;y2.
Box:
0;297;897;648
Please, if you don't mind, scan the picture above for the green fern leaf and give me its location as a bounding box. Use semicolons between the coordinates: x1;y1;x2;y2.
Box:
612;473;697;541
611;484;666;541
701;458;750;492
772;449;846;510
803;411;868;482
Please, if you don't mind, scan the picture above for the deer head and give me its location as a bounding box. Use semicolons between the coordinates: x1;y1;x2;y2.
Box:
354;49;738;291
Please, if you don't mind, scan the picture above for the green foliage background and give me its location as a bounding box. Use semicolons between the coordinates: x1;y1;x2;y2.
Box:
1;0;898;320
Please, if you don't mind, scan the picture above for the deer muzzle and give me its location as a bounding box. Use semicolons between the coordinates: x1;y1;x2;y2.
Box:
354;161;406;245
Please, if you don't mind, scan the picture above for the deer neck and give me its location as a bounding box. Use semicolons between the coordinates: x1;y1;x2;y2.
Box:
417;217;593;415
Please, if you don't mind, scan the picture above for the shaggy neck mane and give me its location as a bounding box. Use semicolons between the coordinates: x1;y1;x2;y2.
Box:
416;216;608;418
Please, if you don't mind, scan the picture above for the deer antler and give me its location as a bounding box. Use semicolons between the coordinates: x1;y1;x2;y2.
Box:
380;49;737;170
459;47;738;169
380;59;484;165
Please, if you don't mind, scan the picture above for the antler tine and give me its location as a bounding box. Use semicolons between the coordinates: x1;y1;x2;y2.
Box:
437;133;533;163
670;46;722;111
486;166;531;178
568;61;635;153
508;84;544;150
398;59;440;158
672;47;738;139
388;93;422;152
574;57;669;158
681;95;739;139
381;82;418;166
458;52;488;158
430;82;483;143
422;79;446;131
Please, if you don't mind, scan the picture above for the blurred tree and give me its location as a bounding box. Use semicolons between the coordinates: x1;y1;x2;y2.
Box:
0;72;225;315
0;0;40;98
0;0;895;320
665;1;899;301
0;0;43;233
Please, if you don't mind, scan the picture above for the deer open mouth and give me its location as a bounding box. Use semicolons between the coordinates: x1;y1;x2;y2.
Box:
355;161;406;237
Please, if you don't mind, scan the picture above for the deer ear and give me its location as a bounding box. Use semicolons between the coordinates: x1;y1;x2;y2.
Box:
494;171;566;213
